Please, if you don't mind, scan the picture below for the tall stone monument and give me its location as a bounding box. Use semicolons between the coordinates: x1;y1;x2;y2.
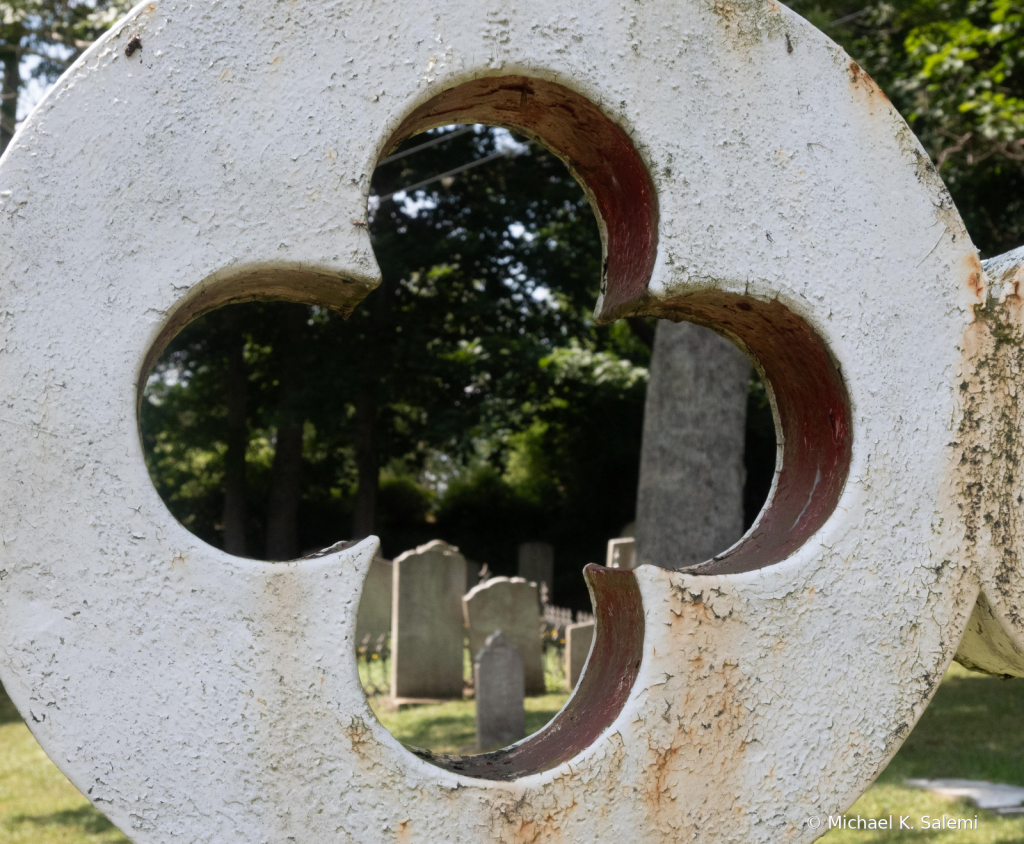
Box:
565;621;595;689
463;577;545;695
635;322;751;570
391;540;466;700
474;631;526;751
517;542;554;595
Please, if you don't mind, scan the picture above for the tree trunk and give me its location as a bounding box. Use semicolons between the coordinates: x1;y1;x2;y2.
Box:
264;306;306;560
635;321;751;569
351;384;379;539
221;310;248;556
1;47;20;156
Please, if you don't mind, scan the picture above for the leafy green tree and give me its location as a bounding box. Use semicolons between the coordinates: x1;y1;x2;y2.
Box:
789;0;1024;255
143;127;656;587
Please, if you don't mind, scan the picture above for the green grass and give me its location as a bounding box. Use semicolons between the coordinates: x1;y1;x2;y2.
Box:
0;687;127;843
0;663;1022;842
820;663;1024;843
369;693;571;754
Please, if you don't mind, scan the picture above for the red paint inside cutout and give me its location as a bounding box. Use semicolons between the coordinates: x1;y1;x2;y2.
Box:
381;75;852;780
643;294;852;576
384;75;658;315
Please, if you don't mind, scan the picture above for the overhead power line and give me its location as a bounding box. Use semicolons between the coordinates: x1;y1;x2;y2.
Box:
373;149;513;205
826;7;869;27
377;126;476;166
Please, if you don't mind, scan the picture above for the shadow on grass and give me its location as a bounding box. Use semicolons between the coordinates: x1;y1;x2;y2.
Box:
10;805;116;834
0;680;25;725
880;669;1024;787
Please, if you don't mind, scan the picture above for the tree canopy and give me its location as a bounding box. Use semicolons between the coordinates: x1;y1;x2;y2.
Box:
791;0;1024;256
142;127;667;606
1;0;132;152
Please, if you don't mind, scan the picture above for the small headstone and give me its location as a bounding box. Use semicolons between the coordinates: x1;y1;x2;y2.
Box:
391;540;467;700
463;577;545;695
517;541;554;595
474;631;525;750
565;621;595;689
355;556;392;644
606;537;636;569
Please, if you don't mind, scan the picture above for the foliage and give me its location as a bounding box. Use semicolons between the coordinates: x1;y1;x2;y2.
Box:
1;0;133;152
142;126;661;605
788;0;1024;256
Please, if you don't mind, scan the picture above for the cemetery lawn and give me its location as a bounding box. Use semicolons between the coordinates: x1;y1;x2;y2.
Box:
0;686;127;843
368;692;572;754
0;664;1022;843
821;663;1024;844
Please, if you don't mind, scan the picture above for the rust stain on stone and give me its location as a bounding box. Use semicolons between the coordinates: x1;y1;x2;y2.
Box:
946;252;1024;676
965;253;985;303
847;60;890;105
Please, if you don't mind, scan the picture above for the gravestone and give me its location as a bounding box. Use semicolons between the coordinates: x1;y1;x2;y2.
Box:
474;631;526;751
565;621;595;689
517;542;553;595
355;556;392;644
463;577;545;695
391;540;466;700
606;537;636;570
635;322;750;570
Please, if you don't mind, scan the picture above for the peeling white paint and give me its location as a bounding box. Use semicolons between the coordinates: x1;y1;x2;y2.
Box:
0;0;1019;842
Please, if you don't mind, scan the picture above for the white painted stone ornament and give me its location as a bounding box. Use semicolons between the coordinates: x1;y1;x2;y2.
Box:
2;0;1024;843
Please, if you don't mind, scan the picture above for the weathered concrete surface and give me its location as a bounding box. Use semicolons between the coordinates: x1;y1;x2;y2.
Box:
391;540;466;699
636;322;751;569
0;0;1017;841
474;631;526;750
949;246;1024;679
463;577;545;695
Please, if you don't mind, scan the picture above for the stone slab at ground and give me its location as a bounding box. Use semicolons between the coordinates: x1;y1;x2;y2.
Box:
463;577;545;695
474;631;526;751
565;621;595;689
355;556;392;644
391;540;467;700
907;779;1024;815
